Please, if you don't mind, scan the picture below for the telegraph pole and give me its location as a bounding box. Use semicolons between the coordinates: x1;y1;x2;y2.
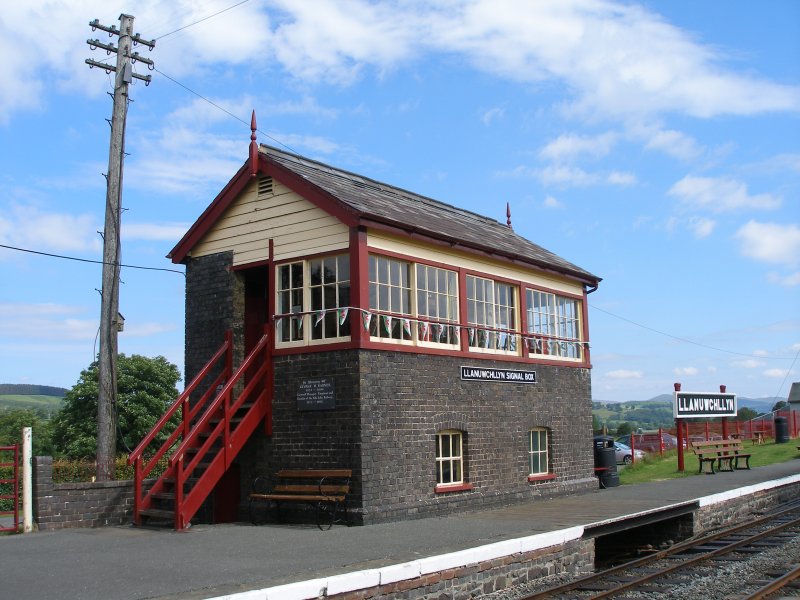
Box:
86;14;154;481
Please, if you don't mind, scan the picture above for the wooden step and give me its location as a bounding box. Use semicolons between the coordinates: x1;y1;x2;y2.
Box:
139;508;174;520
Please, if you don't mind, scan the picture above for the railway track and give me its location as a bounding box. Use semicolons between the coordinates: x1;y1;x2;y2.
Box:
496;500;800;600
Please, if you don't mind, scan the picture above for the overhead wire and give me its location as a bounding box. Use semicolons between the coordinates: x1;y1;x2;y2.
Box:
0;244;184;276
589;304;797;361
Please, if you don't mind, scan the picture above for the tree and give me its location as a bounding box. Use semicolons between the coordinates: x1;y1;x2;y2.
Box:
735;407;759;421
52;354;181;461
0;408;55;456
772;400;788;412
616;422;634;437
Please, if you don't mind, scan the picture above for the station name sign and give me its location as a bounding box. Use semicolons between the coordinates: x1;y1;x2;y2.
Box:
460;366;537;384
673;391;737;419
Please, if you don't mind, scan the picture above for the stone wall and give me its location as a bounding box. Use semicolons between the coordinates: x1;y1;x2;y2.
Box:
32;456;135;530
694;480;800;532
326;538;593;600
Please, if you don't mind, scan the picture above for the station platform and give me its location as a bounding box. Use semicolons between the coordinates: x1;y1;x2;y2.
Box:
2;459;798;600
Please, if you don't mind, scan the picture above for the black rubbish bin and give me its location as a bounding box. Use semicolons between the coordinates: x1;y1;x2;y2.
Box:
774;416;789;444
593;435;619;488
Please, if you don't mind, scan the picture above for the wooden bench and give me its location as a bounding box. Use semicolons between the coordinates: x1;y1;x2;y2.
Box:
691;440;751;474
249;469;352;530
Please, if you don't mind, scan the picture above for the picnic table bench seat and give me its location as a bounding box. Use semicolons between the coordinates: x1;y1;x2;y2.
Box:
691;439;751;474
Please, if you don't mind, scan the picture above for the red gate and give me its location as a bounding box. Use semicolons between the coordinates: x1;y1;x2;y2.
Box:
0;444;19;533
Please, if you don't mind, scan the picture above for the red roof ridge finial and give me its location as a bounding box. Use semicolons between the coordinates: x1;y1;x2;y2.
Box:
506;202;512;228
249;110;258;178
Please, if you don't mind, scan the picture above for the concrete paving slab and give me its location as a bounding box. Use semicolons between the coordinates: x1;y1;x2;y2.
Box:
0;459;797;600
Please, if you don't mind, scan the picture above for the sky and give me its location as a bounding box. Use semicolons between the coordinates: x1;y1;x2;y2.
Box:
0;0;798;403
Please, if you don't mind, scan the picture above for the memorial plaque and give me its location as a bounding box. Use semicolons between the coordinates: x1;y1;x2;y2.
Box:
297;377;336;411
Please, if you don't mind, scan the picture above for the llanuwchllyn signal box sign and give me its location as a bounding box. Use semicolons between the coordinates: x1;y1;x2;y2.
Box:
673;391;737;419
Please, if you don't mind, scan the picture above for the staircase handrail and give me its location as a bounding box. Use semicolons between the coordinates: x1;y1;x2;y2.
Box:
129;332;232;475
169;332;269;469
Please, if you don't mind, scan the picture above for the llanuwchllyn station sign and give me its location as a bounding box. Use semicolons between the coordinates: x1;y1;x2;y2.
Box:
673;391;737;419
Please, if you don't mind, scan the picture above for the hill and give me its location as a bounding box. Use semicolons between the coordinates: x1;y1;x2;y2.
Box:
0;384;67;417
592;394;784;433
0;384;67;397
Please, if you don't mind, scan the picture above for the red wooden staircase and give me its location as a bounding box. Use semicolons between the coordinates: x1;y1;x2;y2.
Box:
128;331;271;530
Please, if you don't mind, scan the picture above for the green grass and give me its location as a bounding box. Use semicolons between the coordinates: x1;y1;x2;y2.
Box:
618;441;800;484
0;394;63;415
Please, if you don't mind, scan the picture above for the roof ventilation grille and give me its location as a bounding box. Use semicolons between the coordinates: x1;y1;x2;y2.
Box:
258;176;274;197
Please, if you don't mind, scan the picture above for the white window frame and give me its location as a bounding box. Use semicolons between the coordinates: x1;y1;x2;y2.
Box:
368;255;413;344
275;260;306;347
466;275;519;355
308;254;351;344
415;263;460;349
275;254;351;348
528;428;550;476
526;289;583;360
435;429;464;486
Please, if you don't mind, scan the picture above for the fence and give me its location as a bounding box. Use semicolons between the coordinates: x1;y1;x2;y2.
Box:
0;445;19;532
679;409;798;442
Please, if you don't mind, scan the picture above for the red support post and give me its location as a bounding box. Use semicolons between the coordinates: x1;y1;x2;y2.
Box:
675;383;684;472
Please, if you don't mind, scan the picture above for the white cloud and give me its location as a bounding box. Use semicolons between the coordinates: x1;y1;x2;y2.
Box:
539;132;617;161
123;223;191;242
767;271;800;287
668;176;782;213
763;368;789;378
0;303;97;341
731;359;764;369
636;125;702;160
543;195;563;209
607;171;636;186
5;1;800;124
481;106;505;126
0;203;101;254
606;369;643;379
735;221;800;268
673;366;699;376
688;217;715;239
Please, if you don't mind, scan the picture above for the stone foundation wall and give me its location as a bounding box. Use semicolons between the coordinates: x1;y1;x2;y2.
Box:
325;538;593;600
694;479;800;532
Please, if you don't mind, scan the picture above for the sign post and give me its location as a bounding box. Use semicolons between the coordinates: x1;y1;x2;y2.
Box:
673;382;737;472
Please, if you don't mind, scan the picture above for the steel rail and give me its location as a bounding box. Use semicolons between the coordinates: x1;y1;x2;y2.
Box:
522;501;800;600
585;515;800;599
739;563;800;600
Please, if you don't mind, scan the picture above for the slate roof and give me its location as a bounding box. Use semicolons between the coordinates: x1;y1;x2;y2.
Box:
263;145;600;286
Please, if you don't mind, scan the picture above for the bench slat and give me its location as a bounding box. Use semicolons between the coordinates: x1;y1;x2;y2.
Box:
277;469;352;478
250;493;346;503
249;468;352;530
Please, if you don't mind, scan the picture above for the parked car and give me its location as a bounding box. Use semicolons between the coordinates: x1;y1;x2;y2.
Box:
616;432;679;453
613;442;645;465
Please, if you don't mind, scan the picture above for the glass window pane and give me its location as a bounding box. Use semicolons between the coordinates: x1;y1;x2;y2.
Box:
338;255;350;282
310;260;322;285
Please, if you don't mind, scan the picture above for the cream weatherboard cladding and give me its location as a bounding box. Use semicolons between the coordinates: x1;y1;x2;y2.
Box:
189;176;349;266
367;230;584;297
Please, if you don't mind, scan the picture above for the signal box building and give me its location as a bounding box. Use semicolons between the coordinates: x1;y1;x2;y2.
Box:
167;128;602;526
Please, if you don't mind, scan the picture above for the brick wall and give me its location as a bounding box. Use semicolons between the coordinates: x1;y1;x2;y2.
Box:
240;349;596;524
185;251;239;397
32;456;135;530
357;351;595;523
